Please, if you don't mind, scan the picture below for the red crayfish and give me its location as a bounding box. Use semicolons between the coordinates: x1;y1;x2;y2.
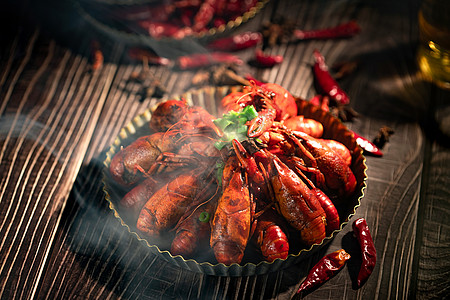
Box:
110;100;221;186
108;82;359;265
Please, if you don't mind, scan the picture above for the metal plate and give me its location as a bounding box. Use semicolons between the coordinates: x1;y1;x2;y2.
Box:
103;85;367;276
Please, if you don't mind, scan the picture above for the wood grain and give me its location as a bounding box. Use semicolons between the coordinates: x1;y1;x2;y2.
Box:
0;5;116;298
414;88;450;299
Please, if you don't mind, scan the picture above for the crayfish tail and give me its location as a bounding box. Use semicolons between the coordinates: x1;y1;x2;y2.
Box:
212;241;245;265
136;207;158;237
260;226;289;262
300;215;327;245
171;231;196;257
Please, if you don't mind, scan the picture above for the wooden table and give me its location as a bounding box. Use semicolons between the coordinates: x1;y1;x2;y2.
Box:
1;0;449;299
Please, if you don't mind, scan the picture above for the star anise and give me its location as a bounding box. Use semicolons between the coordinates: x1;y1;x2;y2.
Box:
129;57;168;102
329;105;359;122
372;126;394;148
191;64;250;87
261;18;296;48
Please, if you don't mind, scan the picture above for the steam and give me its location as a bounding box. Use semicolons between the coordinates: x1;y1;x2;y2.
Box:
0;114;56;153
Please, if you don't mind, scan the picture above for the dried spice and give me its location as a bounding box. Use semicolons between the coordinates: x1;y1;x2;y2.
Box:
352;131;383;157
142;82;167;101
191;69;212;86
261;19;295;48
329;105;359;122
313;49;350;105
254;49;283;67
90;40;103;71
332;61;359;80
372;126;394;148
293;20;361;41
130;57;168;102
206;31;262;52
352;218;376;288
191;64;250;87
296;249;351;295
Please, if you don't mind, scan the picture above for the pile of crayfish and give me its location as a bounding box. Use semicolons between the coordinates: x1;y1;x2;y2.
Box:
109;82;358;265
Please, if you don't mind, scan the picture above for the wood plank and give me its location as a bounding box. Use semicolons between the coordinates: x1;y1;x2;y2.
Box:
413;87;450;299
0;8;118;298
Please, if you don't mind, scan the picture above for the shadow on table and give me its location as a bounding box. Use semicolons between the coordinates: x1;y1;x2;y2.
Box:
341;40;450;150
41;151;189;298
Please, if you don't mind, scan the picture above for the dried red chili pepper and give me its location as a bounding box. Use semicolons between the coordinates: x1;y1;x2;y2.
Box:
254;49;284;67
352;218;377;288
296;249;351;294
352;131;383;157
206;31;262;51
176;52;243;69
313;49;350;105
192;0;215;32
294;20;361;41
138;20;181;39
90;40;103;71
225;0;257;14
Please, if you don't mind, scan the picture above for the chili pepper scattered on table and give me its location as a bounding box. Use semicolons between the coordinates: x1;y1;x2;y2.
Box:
254;49;284;67
176;52;243;69
352;131;383;157
352;218;377;288
90;40;103;71
296;249;351;295
294;20;361;41
313;49;350;105
206;31;262;52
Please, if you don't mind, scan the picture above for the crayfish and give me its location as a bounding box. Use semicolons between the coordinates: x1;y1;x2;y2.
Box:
109;82;358;265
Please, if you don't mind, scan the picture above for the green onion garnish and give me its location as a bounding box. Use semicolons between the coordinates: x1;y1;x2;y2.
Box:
213;105;258;151
199;212;210;223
